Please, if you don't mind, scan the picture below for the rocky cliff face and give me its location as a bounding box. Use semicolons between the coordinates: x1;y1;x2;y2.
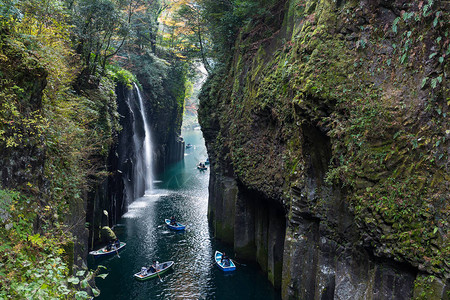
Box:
135;58;186;174
88;64;186;247
199;0;448;299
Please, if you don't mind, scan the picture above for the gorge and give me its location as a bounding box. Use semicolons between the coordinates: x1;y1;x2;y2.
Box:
0;0;448;299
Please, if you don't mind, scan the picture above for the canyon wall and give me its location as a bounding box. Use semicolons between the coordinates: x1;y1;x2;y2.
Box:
87;69;186;248
199;0;448;299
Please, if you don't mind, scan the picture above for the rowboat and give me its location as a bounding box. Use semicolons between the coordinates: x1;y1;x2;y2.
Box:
165;219;186;230
89;242;126;258
197;164;207;171
134;261;174;281
215;251;236;271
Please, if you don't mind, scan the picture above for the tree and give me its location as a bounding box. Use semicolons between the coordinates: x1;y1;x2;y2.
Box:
175;1;212;73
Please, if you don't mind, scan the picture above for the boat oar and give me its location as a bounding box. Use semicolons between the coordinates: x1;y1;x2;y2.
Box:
156;271;163;282
231;259;246;266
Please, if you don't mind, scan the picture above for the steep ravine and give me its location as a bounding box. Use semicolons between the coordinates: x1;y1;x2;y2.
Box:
87;77;185;249
199;0;448;299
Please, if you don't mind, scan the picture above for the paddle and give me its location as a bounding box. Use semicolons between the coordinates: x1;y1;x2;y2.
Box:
152;262;163;282
231;259;246;266
157;271;163;282
114;245;120;258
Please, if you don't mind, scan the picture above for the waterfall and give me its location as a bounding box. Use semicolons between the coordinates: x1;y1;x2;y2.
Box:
134;84;153;194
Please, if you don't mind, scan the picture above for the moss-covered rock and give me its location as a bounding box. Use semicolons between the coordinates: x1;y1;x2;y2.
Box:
199;0;449;298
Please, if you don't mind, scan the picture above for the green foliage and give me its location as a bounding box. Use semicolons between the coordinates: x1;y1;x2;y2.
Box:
0;1;123;298
70;0;130;77
106;64;137;89
0;189;104;298
199;0;272;62
413;275;444;300
0;82;47;148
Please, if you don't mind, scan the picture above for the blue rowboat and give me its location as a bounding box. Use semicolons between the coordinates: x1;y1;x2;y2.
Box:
134;261;174;281
89;242;126;258
215;251;236;271
165;219;186;231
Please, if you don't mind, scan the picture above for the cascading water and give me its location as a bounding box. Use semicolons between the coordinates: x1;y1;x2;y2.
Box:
133;83;153;195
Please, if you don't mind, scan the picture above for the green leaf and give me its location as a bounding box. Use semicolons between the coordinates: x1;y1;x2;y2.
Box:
429;52;437;59
80;279;88;289
431;78;437;89
76;270;86;277
67;277;79;285
433;227;438;234
438;56;444;63
423;5;429;16
392;17;400;34
435;140;441;147
421;77;428;88
433;16;438;27
75;291;90;300
96;273;108;279
92;288;100;296
400;53;408;64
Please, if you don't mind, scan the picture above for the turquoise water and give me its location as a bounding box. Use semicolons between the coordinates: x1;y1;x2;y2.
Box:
91;130;281;300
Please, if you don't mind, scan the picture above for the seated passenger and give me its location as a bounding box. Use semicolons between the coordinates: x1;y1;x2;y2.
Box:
221;252;230;266
149;260;159;273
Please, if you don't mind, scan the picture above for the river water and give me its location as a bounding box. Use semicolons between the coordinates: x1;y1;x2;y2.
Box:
92;129;281;300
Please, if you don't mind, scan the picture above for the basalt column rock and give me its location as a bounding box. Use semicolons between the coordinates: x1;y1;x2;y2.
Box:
199;0;448;298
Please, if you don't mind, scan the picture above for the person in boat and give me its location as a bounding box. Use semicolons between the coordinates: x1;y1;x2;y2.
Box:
113;238;120;249
101;226;117;251
141;266;148;275
170;216;177;226
221;252;230;267
149;260;160;273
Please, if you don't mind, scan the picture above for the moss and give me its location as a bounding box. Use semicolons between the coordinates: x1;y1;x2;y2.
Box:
199;0;449;289
63;241;75;274
413;275;446;300
215;220;235;244
271;260;283;289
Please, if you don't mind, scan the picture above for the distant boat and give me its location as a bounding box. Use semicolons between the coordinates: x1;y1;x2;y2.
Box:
89;242;126;258
165;219;186;231
197;164;207;171
134;261;174;281
215;251;236;271
205;158;210;165
186;143;192;149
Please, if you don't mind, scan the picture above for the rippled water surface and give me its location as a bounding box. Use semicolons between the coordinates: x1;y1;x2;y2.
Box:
91;130;281;300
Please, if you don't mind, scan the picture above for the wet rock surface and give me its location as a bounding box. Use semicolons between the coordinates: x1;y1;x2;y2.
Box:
199;0;448;298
